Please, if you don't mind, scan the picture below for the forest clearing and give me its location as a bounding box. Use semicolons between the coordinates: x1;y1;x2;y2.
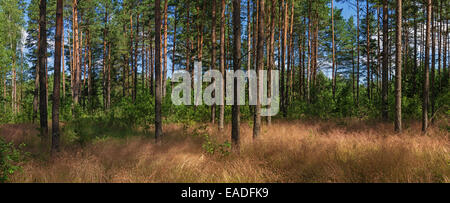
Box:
2;119;449;183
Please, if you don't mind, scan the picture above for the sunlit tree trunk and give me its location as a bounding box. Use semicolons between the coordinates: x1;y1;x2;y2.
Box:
438;0;442;90
253;0;265;139
130;14;136;102
331;0;336;100
382;0;388;120
356;0;360;105
247;0;252;96
185;1;192;86
163;0;168;98
281;0;287;117
422;0;431;132
211;0;217;124
107;42;111;109
287;0;294;105
155;0;163;142
33;26;40;124
366;0;371;100
171;6;177;94
267;0;276;125
87;31;92;107
430;5;436;115
103;7;108;109
377;6;381;94
413;11;417;94
62;21;65;100
219;0;226;131
72;0;80;108
395;0;402;133
150;36;154;96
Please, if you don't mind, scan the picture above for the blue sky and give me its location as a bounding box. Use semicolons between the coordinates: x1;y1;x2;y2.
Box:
335;1;357;20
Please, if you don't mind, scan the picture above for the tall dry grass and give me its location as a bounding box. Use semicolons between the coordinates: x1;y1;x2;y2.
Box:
2;119;449;183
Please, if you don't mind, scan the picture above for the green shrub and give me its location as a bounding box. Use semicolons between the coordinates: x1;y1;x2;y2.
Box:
0;137;27;182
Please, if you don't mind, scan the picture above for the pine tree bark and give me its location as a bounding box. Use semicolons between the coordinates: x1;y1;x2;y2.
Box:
430;5;436;115
33;26;40;123
331;0;336;100
366;0;371;100
377;6;381;94
107;42;111;109
135;14;139;101
267;0;276;125
287;1;294;105
443;19;447;80
382;0;388;120
219;0;226;131
422;0;431;132
413;12;417;94
163;0;168;98
211;0;217;124
130;14;136;102
38;0;48;141
444;19;448;80
72;0;79;106
87;31;92;106
232;0;241;151
52;0;63;153
247;0;251;94
307;2;311;102
171;6;177;93
395;0;402;133
12;59;16;114
281;0;287;117
150;36;154;96
155;0;163;142
356;0;360;105
62;21;65;99
253;0;265;139
185;1;192;86
103;7;108;109
250;0;258;113
438;0;442;89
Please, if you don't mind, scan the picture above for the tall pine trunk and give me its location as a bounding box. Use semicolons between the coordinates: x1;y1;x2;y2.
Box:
422;0;431;132
331;0;336;100
163;0;168;98
211;0;217;124
366;0;371;100
155;0;163;142
219;0;226;131
171;6;177;94
395;0;402;132
430;5;436;116
52;0;63;153
382;0;388;120
38;0;48;141
281;0;287;117
253;0;265;139
232;0;241;151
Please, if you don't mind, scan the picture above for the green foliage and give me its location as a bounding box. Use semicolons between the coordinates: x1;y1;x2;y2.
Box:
0;137;27;183
189;125;231;156
62;115;142;146
201;134;231;157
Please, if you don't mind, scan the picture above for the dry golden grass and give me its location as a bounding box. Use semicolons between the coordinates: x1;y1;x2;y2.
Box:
2;119;449;183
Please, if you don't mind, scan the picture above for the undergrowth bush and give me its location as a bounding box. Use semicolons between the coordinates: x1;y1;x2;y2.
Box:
0;137;27;183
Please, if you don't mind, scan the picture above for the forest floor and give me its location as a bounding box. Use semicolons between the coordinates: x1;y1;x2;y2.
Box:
1;118;449;183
